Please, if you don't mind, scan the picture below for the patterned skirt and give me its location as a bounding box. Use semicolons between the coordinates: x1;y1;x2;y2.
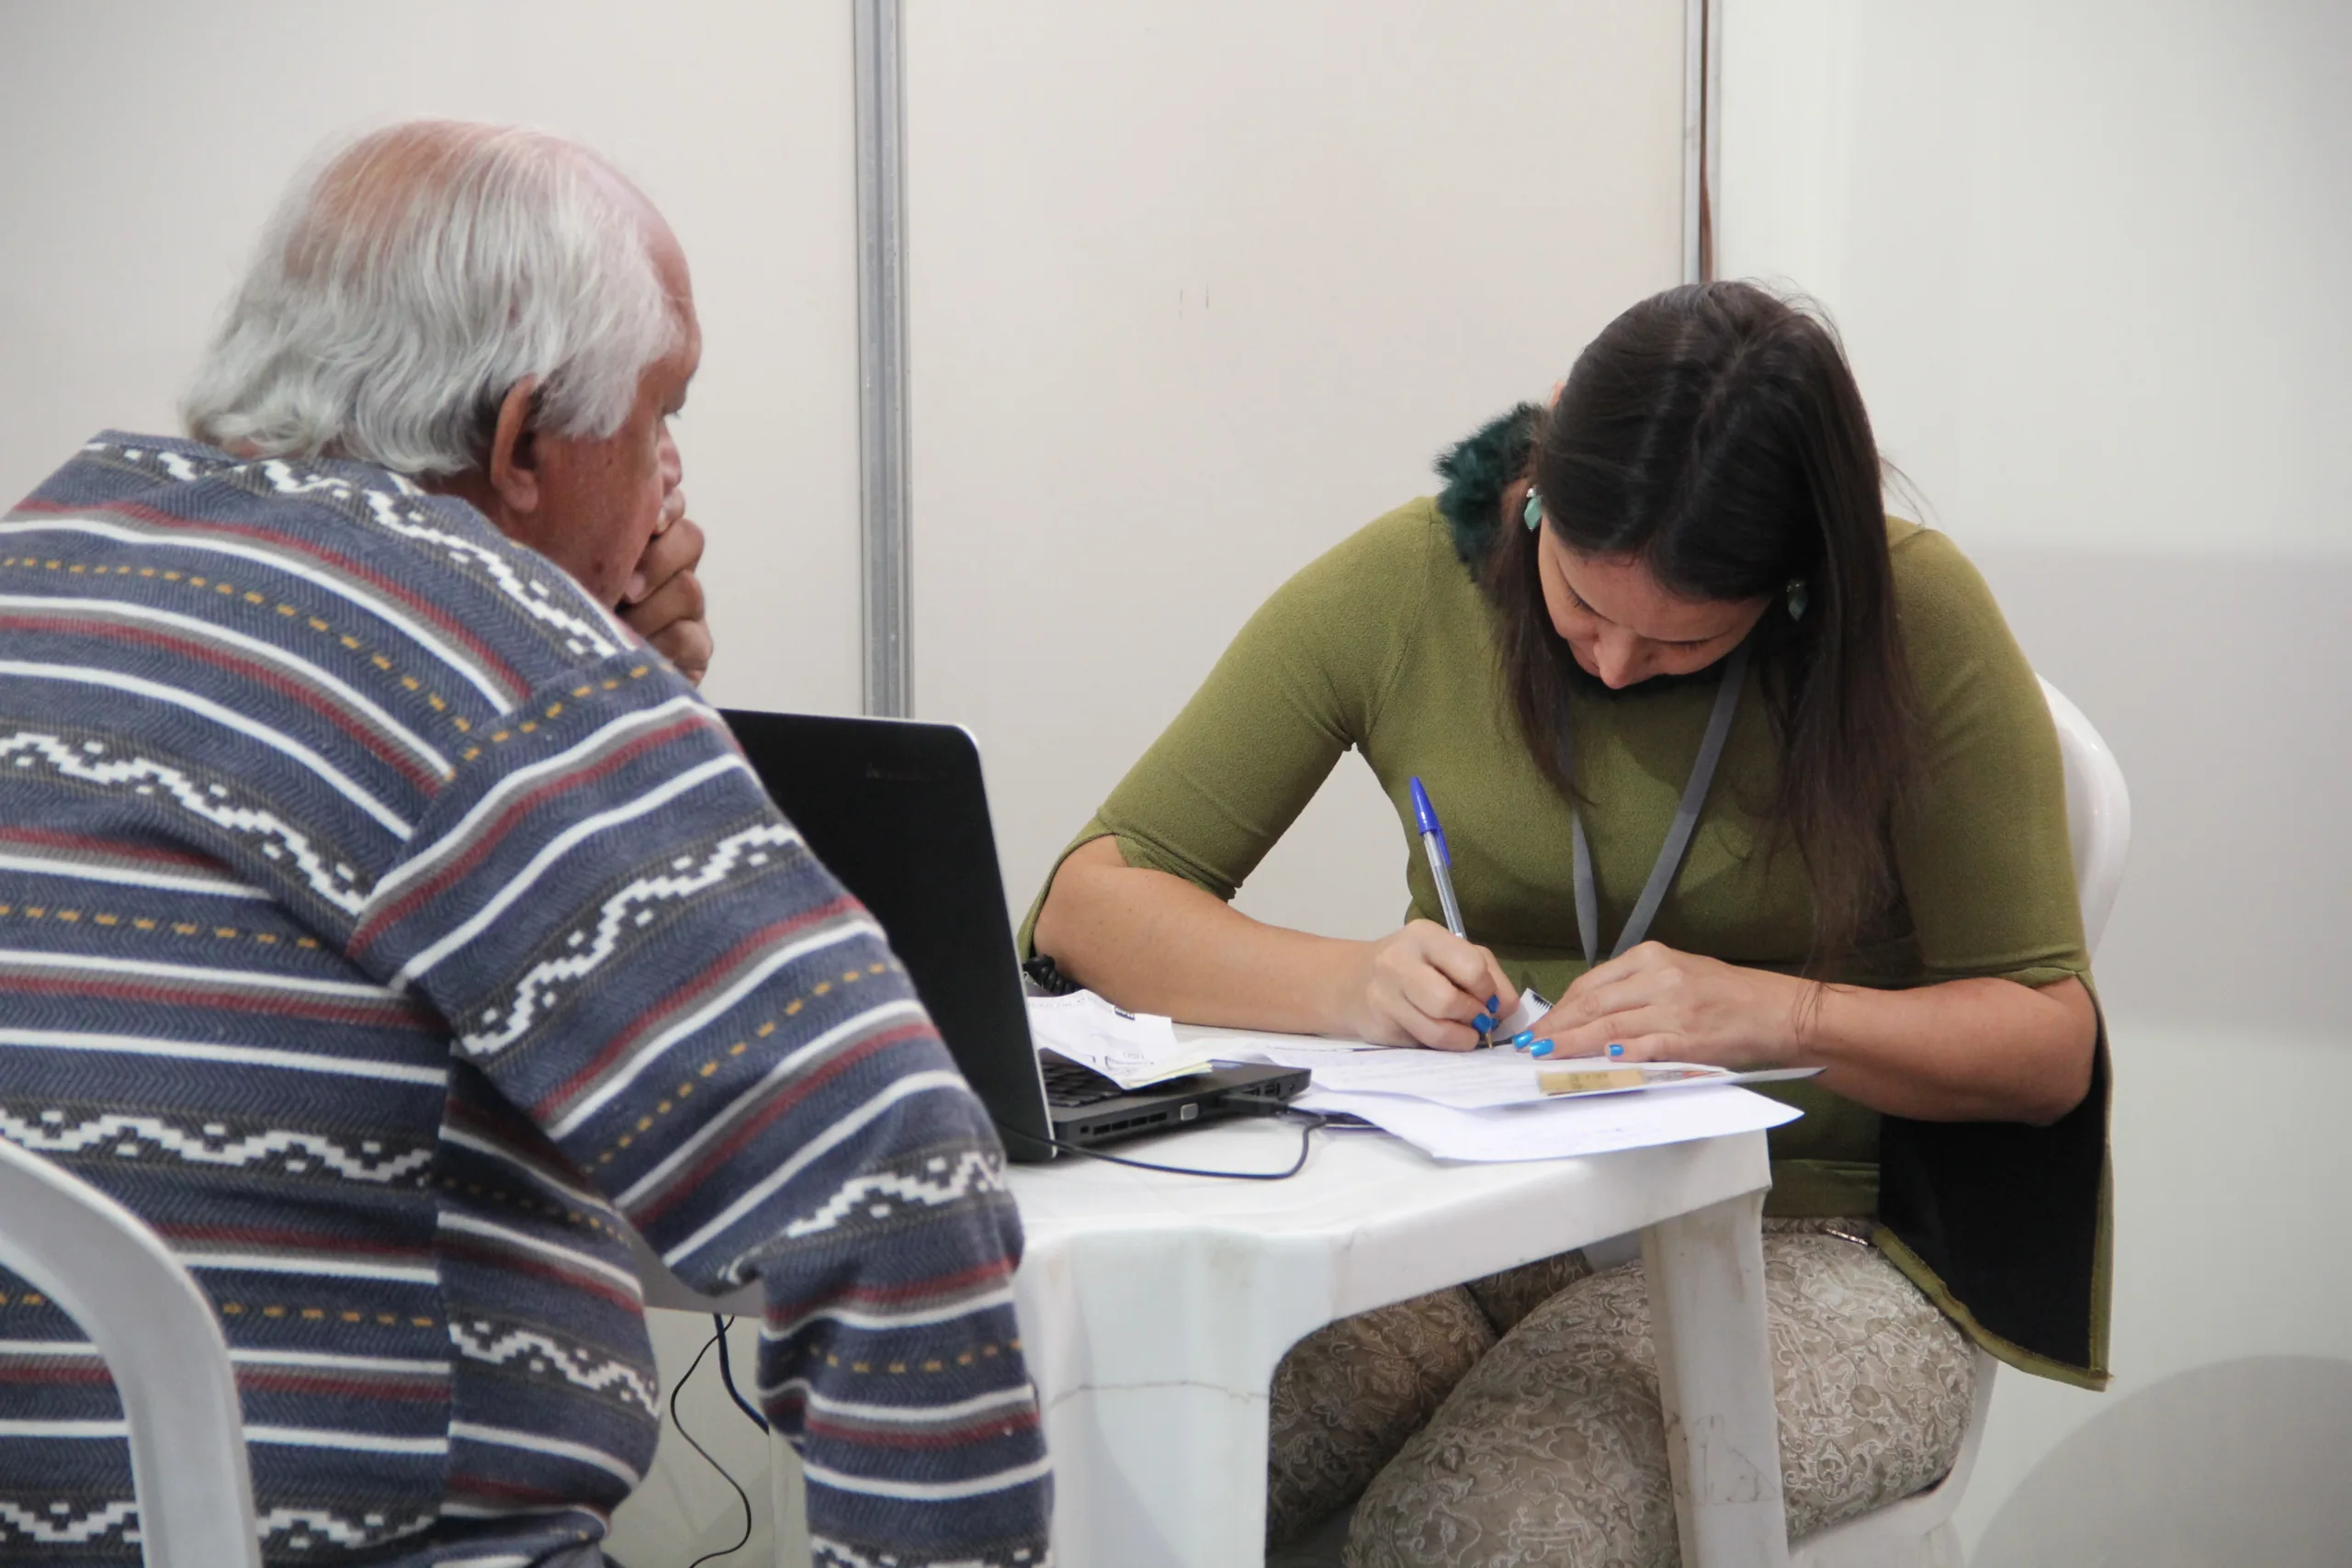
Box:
1265;1219;1976;1566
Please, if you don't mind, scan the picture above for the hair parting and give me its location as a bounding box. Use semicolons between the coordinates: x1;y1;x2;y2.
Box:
1478;282;1921;967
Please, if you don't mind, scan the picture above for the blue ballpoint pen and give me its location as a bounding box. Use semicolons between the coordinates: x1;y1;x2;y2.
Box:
1408;776;1496;1043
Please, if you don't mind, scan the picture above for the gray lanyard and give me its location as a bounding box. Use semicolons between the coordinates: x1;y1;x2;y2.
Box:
1565;641;1751;966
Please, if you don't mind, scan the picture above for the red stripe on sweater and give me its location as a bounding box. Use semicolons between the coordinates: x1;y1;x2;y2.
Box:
765;1262;1011;1325
445;1473;576;1506
158;1224;431;1258
438;1237;640;1312
0;1362;113;1386
0;974;434;1030
235;1369;447;1402
0;829;220;869
802;1407;1041;1450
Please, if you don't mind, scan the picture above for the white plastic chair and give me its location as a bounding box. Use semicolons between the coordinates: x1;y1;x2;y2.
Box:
1791;675;2130;1568
0;1136;260;1568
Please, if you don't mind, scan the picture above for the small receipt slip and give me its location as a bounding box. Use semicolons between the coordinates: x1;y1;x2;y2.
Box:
1537;1061;1824;1099
1023;990;1216;1089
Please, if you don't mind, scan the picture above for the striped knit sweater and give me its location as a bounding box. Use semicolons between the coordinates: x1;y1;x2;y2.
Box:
0;435;1050;1567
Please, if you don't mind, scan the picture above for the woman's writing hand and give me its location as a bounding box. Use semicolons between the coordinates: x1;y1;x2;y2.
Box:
1525;942;1808;1068
1340;921;1517;1052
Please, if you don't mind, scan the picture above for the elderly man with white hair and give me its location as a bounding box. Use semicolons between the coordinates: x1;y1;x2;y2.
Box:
0;120;1049;1568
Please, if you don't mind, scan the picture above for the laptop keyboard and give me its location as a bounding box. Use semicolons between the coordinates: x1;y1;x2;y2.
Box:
1040;1057;1129;1109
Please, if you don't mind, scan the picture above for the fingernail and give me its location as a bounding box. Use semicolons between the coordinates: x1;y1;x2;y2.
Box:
624;570;648;604
1608;1043;1623;1057
1532;1041;1553;1057
1487;994;1500;1011
1511;1031;1533;1048
1473;1013;1494;1032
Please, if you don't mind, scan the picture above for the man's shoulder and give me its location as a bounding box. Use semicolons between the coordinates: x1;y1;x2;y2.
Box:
13;433;641;705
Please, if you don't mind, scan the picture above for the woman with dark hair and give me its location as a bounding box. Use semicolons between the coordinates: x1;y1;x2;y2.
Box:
1023;281;2109;1564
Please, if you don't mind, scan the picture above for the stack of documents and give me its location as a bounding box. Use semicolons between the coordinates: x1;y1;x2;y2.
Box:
1022;989;1806;1163
1023;991;1216;1089
1182;1024;1804;1164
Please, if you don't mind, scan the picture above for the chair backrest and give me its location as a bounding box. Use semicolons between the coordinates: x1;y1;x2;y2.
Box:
2038;677;2132;958
0;1138;260;1568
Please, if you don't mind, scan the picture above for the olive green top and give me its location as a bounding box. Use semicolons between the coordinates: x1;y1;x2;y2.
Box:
1023;499;2094;1222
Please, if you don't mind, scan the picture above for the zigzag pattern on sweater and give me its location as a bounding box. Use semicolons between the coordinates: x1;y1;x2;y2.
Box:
0;1105;432;1182
0;729;369;912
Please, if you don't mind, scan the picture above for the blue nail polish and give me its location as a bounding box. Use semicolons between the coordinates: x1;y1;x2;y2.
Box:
1608;1043;1623;1057
1511;1031;1533;1048
1532;1041;1553;1057
1487;994;1500;1011
1473;1013;1494;1032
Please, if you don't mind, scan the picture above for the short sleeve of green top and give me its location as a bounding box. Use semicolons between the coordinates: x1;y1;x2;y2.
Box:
1021;500;2094;1222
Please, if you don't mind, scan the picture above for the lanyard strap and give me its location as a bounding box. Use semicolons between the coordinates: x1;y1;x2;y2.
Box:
1567;640;1751;967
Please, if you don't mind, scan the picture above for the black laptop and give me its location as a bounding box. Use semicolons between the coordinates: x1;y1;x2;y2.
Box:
721;709;1308;1163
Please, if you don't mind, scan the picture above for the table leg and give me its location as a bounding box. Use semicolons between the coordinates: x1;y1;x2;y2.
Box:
1642;1189;1790;1568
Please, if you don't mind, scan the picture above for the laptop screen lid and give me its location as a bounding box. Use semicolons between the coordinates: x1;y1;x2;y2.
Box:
720;709;1059;1161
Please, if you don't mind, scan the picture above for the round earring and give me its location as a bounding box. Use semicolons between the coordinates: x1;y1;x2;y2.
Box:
1785;578;1809;622
1522;486;1544;532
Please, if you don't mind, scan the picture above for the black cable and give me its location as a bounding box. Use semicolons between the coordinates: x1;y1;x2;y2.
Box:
1003;1109;1328;1180
671;1317;754;1568
712;1312;770;1434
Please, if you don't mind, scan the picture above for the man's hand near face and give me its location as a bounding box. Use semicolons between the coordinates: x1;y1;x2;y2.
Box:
620;488;713;683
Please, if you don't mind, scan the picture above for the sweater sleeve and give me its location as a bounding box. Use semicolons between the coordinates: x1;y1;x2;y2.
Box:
352;653;1049;1568
1888;526;2093;987
1018;504;1435;952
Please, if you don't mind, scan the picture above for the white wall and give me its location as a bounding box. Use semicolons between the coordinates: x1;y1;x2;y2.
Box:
0;0;864;721
1718;1;2352;1556
0;3;861;1561
903;0;1689;941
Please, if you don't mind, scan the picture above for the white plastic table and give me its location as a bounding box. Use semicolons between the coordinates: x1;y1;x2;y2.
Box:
1007;1118;1792;1568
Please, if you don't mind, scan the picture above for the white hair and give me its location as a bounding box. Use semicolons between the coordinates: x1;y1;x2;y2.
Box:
185;120;680;479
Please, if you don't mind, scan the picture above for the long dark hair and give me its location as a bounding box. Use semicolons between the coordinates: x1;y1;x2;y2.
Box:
1482;281;1918;964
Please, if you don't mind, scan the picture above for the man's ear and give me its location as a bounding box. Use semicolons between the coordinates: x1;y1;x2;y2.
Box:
483;377;543;518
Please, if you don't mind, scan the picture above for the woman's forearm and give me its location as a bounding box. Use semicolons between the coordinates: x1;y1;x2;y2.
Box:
1036;838;1521;1049
1800;974;2098;1124
1031;836;1362;1032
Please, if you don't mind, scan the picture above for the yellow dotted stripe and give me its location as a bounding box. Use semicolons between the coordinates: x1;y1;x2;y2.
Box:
822;1339;1021;1375
7;1289;432;1329
217;1302;437;1327
593;961;897;1167
458;667;652;764
0;902;319;949
434;1175;624;1244
2;554;469;730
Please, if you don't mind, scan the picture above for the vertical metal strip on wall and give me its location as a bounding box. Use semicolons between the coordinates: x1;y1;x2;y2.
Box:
854;0;912;717
1683;0;1723;284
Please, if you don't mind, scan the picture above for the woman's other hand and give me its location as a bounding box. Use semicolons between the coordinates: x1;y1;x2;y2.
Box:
1524;941;1805;1068
1343;920;1518;1052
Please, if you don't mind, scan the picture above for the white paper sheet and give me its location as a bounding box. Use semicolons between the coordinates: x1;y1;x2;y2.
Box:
1256;1046;1546;1110
1295;1082;1800;1163
1185;1020;1818;1108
